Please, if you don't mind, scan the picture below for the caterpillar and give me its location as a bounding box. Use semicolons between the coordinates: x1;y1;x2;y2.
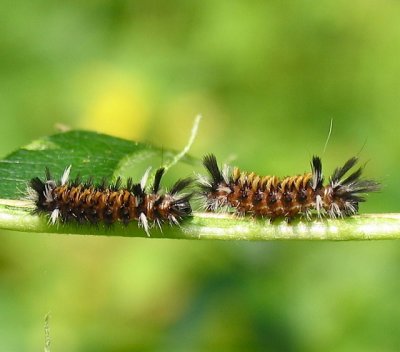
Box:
29;166;193;235
198;154;379;220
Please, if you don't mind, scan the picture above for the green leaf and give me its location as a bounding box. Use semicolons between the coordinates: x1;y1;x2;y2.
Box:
0;130;195;199
0;130;398;240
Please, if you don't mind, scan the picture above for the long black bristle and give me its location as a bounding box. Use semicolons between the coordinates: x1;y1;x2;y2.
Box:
132;183;144;196
170;177;193;195
110;176;122;191
153;168;165;194
126;177;134;192
331;157;358;183
350;179;380;193
30;177;45;194
341;167;362;186
203;154;223;184
311;156;323;190
330;157;380;205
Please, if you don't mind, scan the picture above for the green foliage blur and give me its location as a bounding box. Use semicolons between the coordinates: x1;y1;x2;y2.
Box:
1;1;400;351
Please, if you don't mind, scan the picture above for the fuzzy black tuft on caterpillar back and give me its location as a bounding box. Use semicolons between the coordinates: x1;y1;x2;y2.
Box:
198;154;379;220
29;166;193;236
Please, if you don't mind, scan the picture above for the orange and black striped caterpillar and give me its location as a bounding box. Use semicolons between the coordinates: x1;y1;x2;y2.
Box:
29;166;192;235
198;154;379;220
29;153;379;231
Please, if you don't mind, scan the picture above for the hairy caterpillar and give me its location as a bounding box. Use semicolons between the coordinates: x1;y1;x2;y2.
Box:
29;166;192;235
199;154;379;220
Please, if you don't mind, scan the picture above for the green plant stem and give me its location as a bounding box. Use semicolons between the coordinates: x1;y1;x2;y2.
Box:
185;213;400;240
0;204;399;240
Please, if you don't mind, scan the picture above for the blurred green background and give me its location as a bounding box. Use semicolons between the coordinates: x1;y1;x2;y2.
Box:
1;1;400;351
